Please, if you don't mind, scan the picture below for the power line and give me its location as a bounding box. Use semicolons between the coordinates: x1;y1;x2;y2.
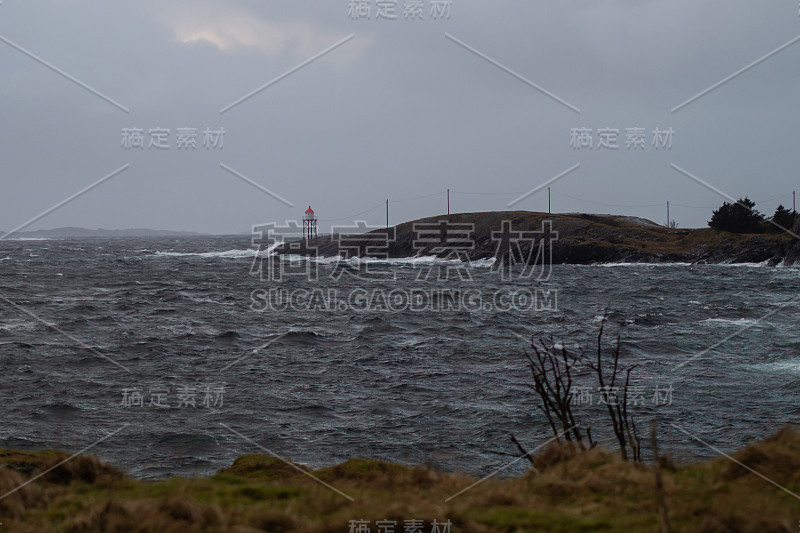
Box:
671;203;717;209
451;190;525;196
320;190;444;223
392;190;447;203
758;192;793;204
319;201;385;223
316;188;796;226
552;190;662;209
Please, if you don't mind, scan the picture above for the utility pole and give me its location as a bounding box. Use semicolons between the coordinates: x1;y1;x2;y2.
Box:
447;188;450;215
386;199;389;229
794;190;796;213
548;187;551;214
666;201;670;227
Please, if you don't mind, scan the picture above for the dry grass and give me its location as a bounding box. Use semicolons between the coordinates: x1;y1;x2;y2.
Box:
0;426;799;532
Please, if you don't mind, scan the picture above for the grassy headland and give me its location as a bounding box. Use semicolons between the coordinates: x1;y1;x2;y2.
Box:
292;212;797;265
1;426;799;532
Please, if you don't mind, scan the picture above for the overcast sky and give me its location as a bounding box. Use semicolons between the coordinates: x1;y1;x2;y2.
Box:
1;0;799;233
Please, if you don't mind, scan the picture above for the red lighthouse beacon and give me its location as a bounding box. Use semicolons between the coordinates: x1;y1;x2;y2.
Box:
303;206;317;241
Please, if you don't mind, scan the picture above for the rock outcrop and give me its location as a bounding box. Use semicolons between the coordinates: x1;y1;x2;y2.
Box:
277;211;796;265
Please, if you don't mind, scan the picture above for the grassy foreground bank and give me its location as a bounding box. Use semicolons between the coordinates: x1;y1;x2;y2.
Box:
1;426;799;532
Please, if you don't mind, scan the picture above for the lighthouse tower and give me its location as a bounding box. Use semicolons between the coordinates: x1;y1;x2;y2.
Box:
303;206;317;241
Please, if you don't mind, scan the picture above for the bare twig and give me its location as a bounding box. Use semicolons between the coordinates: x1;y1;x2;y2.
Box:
510;434;534;466
589;314;641;462
525;337;589;449
523;312;641;465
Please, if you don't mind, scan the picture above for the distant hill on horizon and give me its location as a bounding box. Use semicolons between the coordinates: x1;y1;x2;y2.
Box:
2;227;207;239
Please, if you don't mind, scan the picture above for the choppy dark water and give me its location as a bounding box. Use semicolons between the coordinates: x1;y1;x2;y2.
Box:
0;236;798;479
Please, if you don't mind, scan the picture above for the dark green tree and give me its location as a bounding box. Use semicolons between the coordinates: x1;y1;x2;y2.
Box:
768;204;796;233
708;197;764;233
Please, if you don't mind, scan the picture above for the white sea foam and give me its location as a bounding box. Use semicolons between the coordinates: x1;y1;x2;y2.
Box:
574;260;780;268
590;262;693;267
280;254;496;267
702;318;761;326
715;259;772;267
745;360;800;376
154;249;260;259
146;250;786;269
151;249;498;267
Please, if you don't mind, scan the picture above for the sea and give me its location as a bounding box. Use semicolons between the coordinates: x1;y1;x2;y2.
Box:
0;235;798;479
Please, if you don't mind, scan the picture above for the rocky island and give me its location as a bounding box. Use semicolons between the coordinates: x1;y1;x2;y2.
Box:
276;211;800;265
